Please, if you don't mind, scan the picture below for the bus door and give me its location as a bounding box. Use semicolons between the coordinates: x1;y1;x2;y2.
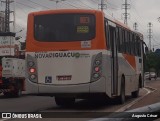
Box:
139;38;144;87
108;21;118;95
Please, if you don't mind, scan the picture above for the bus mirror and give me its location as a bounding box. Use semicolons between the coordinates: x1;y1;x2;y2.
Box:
145;47;149;53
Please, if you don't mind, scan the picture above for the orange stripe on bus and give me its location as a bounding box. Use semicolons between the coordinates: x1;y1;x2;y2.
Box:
26;10;107;52
122;54;136;70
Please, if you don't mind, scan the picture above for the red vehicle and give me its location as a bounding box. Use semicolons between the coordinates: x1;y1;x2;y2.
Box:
0;53;25;97
0;62;25;97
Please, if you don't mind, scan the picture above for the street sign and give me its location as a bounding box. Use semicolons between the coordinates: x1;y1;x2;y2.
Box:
0;36;15;56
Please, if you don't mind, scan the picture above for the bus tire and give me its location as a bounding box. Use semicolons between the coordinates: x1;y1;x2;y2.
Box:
55;97;75;106
131;90;139;98
118;76;125;104
13;82;22;97
13;88;22;97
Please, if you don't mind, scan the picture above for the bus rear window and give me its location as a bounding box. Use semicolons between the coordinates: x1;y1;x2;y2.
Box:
34;14;95;42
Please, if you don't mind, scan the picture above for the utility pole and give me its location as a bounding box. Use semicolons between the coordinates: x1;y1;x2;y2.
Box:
98;0;106;11
122;0;130;25
1;0;15;32
147;22;153;52
133;22;138;31
0;12;5;32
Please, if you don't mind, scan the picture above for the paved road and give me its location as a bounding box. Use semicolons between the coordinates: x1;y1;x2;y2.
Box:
0;80;154;121
128;78;160;110
0;95;54;112
0;93;146;121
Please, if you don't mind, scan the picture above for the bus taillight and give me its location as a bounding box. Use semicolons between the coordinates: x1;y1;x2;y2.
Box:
91;52;102;82
93;73;100;79
30;74;36;80
29;68;36;73
26;54;38;83
28;61;35;67
94;66;100;72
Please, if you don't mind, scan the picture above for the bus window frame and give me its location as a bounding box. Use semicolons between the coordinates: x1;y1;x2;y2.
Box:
33;13;96;42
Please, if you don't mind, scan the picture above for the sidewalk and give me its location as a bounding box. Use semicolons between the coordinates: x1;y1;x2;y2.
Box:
128;78;160;110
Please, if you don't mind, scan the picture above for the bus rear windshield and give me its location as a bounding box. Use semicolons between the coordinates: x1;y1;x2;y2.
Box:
34;13;96;42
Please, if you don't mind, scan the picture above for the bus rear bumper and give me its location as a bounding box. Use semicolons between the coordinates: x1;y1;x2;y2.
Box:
26;77;106;96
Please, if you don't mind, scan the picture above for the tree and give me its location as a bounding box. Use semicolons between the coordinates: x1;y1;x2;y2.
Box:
145;52;160;76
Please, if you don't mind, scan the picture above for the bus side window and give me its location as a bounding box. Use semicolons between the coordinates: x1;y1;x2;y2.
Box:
127;31;131;54
105;20;110;50
125;31;129;54
117;27;121;52
134;34;138;56
139;41;142;56
119;28;123;53
132;34;136;55
130;32;133;55
121;29;124;53
122;29;126;53
137;36;141;57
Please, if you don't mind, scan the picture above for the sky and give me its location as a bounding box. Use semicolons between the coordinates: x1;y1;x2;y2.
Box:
2;0;160;50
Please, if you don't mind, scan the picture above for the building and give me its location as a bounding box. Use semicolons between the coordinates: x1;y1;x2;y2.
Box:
0;12;5;32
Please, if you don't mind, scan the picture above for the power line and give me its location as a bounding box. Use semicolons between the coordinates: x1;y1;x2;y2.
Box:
105;0;119;9
130;1;160;46
78;1;95;9
16;2;36;9
61;1;78;8
27;0;50;9
16;4;29;14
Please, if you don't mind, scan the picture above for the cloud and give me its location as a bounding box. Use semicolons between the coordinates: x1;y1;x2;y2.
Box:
5;0;160;48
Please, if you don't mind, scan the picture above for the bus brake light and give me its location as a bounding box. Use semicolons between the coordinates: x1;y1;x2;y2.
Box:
29;68;36;73
95;66;100;72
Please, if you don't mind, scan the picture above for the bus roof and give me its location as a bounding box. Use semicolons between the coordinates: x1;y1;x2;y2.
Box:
104;14;143;38
29;9;100;16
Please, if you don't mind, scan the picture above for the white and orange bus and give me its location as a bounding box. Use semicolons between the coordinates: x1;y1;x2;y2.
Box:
26;9;144;106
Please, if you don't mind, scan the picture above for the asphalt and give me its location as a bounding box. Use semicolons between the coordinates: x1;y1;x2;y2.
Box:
128;78;160;110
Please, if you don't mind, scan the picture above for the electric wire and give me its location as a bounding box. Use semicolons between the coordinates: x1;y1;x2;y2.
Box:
27;0;50;9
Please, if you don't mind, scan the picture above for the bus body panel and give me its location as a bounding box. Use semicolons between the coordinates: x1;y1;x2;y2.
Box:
27;50;105;85
25;79;39;94
118;54;140;95
26;49;141;97
25;9;144;100
26;50;109;96
26;10;106;52
33;77;106;95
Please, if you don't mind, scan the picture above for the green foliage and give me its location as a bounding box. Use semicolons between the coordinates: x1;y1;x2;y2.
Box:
145;52;160;73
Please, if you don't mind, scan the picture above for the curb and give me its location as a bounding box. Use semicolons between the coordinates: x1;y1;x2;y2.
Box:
115;87;153;112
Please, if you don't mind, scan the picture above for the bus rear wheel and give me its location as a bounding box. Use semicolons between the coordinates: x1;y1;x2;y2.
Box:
55;97;75;106
13;81;22;97
131;90;139;98
132;79;140;98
